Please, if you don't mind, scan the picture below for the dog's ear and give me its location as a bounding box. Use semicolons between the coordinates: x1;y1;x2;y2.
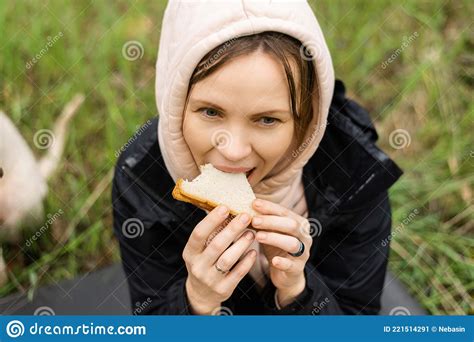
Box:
38;94;85;179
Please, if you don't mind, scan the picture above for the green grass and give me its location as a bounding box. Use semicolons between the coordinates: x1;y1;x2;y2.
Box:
0;0;472;314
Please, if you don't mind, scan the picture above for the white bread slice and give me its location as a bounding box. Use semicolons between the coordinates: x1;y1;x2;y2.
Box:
172;163;257;217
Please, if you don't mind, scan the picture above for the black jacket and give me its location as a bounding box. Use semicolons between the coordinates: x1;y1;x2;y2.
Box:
112;80;403;315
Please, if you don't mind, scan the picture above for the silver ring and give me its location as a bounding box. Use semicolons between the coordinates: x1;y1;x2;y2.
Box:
214;263;228;274
289;239;305;257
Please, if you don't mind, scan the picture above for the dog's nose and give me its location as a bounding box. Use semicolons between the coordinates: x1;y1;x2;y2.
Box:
0;167;3;178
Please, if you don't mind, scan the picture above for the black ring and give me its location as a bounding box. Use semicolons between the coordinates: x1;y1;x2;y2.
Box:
289;239;305;257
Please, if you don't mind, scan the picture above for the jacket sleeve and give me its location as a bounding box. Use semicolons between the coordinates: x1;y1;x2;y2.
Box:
259;191;392;315
112;166;195;315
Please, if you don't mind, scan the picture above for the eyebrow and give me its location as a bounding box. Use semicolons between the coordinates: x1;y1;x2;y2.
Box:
190;99;290;117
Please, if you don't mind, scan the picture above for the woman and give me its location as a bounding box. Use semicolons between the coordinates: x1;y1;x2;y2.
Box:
112;0;402;315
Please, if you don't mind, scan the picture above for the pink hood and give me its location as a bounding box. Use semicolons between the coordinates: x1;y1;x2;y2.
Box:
156;0;335;211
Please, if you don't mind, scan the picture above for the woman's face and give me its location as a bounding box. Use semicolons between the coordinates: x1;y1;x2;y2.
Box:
183;51;297;186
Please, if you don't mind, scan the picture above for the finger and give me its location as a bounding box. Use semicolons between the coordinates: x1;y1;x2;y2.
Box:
252;199;300;221
271;256;301;273
214;230;255;273
220;249;257;293
255;231;303;254
202;213;252;265
186;205;230;255
204;215;234;247
251;215;299;236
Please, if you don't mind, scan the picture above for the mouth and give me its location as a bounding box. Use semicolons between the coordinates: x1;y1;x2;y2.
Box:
246;167;256;179
214;164;254;174
212;164;256;180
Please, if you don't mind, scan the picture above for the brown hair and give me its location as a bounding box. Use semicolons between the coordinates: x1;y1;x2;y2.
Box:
185;31;317;148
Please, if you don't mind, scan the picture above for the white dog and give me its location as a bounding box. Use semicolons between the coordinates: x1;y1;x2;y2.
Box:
0;94;84;285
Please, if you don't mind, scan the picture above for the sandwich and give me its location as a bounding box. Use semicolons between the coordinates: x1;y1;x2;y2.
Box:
172;163;258;217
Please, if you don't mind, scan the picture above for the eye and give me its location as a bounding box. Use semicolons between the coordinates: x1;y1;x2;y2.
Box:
199;107;220;118
259;116;281;126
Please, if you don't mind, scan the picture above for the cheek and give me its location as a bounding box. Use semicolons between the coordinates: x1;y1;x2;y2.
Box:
254;125;294;160
183;114;213;155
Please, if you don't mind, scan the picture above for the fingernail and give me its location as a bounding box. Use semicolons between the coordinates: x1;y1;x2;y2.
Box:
245;231;254;240
218;206;228;215
257;232;267;240
254;199;262;207
253;217;262;226
240;213;249;223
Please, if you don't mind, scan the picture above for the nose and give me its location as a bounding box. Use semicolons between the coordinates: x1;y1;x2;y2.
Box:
212;128;252;162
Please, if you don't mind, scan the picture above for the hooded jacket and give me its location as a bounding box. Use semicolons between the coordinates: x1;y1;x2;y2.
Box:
112;80;403;314
154;0;337;290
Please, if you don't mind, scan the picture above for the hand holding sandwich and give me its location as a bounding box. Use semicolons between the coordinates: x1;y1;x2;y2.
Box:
173;164;311;311
182;205;257;315
251;198;313;308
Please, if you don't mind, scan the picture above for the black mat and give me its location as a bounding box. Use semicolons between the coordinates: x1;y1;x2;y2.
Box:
0;264;426;315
